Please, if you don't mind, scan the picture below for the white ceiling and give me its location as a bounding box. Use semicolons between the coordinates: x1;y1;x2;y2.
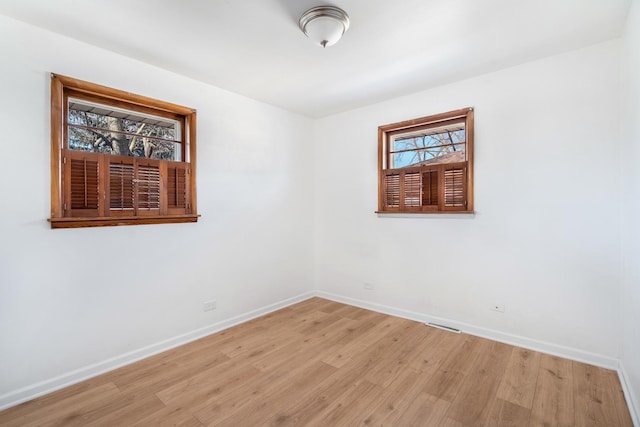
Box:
0;0;631;117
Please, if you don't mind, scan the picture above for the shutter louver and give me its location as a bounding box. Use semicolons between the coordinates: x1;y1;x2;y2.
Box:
137;164;160;211
384;174;400;208
404;172;421;207
70;157;99;210
167;165;187;209
444;167;466;208
109;162;135;211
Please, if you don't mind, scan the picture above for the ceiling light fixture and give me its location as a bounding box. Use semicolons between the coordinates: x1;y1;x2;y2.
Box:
299;6;350;48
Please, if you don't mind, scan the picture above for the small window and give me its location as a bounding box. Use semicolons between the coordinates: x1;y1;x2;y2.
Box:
49;74;199;228
377;108;474;213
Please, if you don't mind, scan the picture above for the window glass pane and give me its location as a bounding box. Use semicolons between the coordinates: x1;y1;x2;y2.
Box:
390;125;465;169
391;146;465;168
68;126;181;161
67;99;182;161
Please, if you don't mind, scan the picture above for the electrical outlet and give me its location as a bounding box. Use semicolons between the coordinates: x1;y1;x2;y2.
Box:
364;282;375;290
490;304;505;313
203;300;217;312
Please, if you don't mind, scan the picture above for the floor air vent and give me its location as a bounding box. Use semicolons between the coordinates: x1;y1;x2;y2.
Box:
426;322;461;333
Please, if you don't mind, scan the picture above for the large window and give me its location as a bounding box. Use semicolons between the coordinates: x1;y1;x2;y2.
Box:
378;108;474;213
49;74;198;228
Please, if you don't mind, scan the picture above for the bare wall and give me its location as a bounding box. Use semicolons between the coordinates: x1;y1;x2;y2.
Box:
621;0;640;418
313;40;623;360
0;15;315;400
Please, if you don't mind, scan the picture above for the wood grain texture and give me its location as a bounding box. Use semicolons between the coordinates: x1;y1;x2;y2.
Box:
530;354;575;427
496;347;540;409
0;298;632;426
49;73;199;229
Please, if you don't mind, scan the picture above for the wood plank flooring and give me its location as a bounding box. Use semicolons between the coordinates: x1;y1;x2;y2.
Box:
0;297;633;426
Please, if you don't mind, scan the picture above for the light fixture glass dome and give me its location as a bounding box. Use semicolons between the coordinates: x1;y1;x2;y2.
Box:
299;6;350;48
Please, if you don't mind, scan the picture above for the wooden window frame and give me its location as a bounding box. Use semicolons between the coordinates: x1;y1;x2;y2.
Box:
49;74;199;228
377;107;474;214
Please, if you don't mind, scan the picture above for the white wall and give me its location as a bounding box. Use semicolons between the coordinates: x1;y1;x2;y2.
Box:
622;0;640;419
314;40;623;361
0;15;314;403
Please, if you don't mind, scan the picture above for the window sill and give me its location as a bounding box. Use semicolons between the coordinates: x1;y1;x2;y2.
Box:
375;211;475;219
48;214;200;229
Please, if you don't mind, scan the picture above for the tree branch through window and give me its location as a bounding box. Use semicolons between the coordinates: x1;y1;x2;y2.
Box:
377;108;474;213
49;74;199;228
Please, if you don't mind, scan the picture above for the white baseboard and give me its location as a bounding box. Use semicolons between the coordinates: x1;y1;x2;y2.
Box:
2;289;637;426
316;292;640;424
619;364;640;427
0;291;315;411
315;291;620;370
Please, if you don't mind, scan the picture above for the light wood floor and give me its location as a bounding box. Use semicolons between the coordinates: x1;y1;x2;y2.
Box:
0;297;633;426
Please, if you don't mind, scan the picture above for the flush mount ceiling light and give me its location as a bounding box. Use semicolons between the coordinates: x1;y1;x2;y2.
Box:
299;6;350;48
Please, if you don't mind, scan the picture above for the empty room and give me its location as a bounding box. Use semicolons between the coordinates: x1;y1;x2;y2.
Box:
0;0;639;425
